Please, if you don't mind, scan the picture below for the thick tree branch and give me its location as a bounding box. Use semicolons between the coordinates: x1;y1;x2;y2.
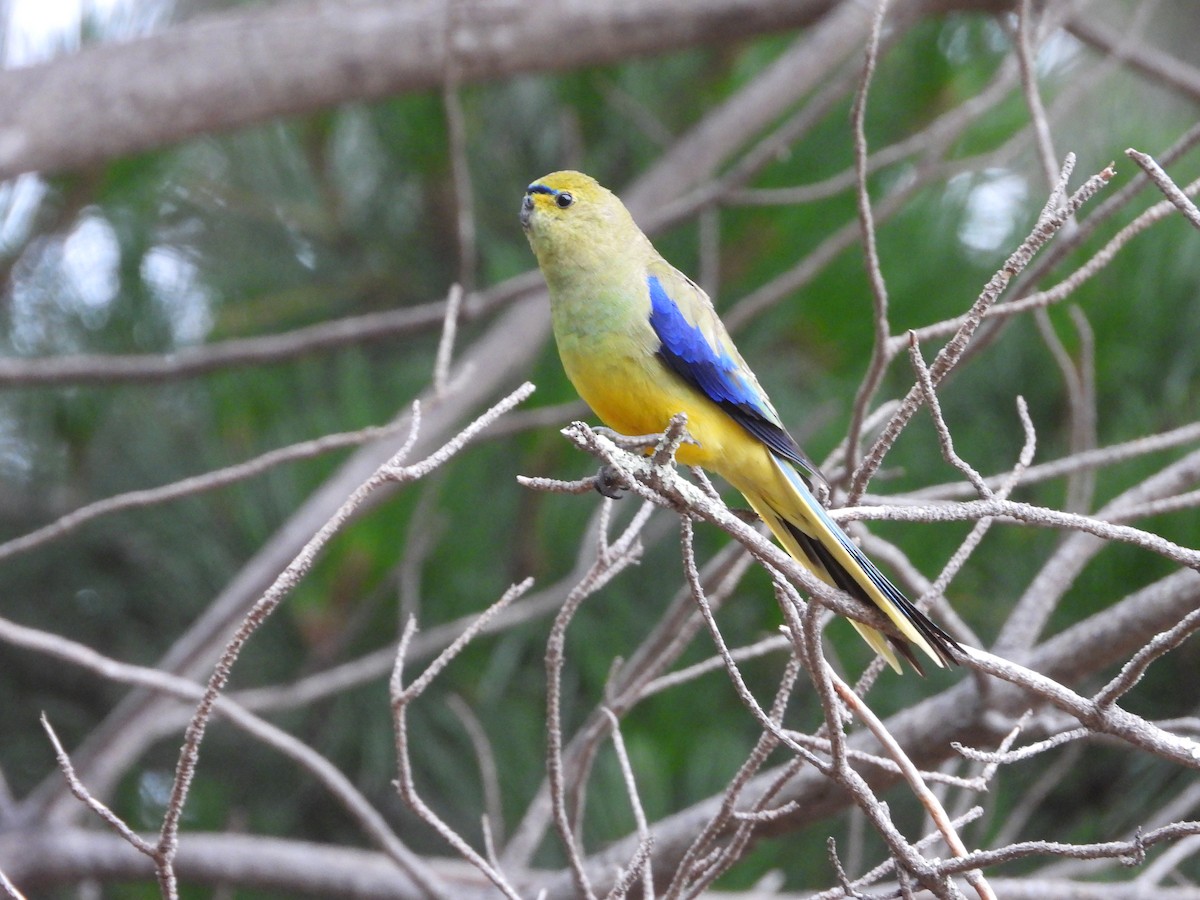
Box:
0;0;843;180
0;829;443;899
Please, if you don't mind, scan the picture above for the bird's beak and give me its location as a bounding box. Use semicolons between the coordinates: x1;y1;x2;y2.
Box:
520;193;534;231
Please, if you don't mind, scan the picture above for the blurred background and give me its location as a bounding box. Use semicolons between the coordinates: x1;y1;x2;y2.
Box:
0;0;1198;896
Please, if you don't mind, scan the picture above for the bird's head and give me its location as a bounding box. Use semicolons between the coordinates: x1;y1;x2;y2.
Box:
521;171;640;272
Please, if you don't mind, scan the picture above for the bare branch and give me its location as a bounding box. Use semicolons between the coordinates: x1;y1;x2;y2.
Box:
1094;607;1200;708
954;727;1089;766
1014;0;1060;190
389;581;533;900
544;499;654;900
442;20;477;297
908;335;994;499
809;808;988;900
446;695;506;853
729;52;1020;209
433;284;467;397
961;646;1200;770
601;708;655;900
0;867;24;900
910;420;1200;502
844;495;1200;569
0;280;525;387
1068;14;1200;103
9;4;1200;896
0;830;442;899
937;820;1200;878
504;535;753;875
0;409;425;563
996;444;1200;654
394;577;533;706
0;618;447;894
843;0;895;478
0;0;847;180
928;396;1037;608
158;383;533;892
829;679;995;900
1033;305;1097;513
902;175;1200;350
40;716;157;859
1126;148;1200;230
850;158;1115;502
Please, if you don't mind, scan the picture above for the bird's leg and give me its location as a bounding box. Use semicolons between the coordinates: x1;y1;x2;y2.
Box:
590;415;697;498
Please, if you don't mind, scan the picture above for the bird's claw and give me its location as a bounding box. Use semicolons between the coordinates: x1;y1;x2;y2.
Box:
594;465;628;499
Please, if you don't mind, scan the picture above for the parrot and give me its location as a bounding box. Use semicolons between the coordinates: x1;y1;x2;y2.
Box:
520;170;960;674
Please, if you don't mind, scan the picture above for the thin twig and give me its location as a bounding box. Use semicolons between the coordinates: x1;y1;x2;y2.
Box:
0;413;424;564
850;158;1114;502
433;283;466;396
446;693;506;850
808;808;988;900
899;174;1200;351
1094;607;1200;707
842;495;1200;569
157;383;534;894
544;500;654;900
442;71;476;295
908;335;992;499
1014;0;1060;190
41;715;157;859
390;612;522;900
830;681;996;900
601;708;655;900
955;727;1090;765
910;421;1200;502
843;0;895;480
1126;148;1200;230
0;867;26;900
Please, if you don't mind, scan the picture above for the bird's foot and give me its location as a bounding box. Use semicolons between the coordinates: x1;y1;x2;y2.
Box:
593;465;629;499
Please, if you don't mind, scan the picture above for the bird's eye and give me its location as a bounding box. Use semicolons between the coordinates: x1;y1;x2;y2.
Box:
555;192;574;209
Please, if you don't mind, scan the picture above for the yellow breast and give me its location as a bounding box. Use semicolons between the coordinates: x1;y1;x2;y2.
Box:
560;345;778;485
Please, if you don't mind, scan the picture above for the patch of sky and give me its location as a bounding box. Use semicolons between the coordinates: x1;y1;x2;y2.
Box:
62;211;121;328
0;175;48;253
141;245;212;346
4;0;169;67
947;168;1031;257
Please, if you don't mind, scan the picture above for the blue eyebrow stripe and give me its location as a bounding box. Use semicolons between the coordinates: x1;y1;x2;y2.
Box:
526;183;556;196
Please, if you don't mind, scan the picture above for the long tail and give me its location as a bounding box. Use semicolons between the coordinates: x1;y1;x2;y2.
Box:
740;454;961;674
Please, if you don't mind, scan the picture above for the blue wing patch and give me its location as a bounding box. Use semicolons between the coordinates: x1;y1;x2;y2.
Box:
647;275;822;485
